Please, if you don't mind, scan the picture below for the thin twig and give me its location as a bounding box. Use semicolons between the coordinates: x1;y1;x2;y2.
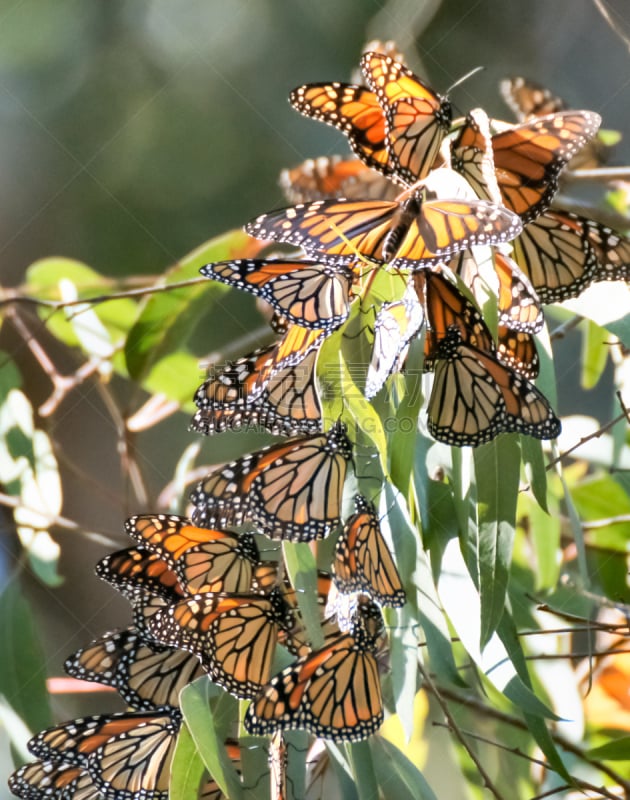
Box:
546;411;628;470
0;276;208;310
418;662;506;800
436;684;630;792
0;491;118;546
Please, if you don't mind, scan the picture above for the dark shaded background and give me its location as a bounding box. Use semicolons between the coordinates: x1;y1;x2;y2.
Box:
2;0;629;790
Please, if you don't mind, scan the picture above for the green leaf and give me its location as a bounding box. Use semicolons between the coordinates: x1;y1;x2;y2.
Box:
587;737;630;760
0;351;22;401
180;679;243;800
438;539;557;719
26;258;137;352
581;318;609;389
473;436;519;647
388;338;424;498
170;721;206;800
141;350;205;408
347;740;380;800
25;257;112;295
518;493;561;590
520;435;548;512
496;614;570;781
282;542;323;650
0;582;51;739
125;229;260;382
370;737;438;800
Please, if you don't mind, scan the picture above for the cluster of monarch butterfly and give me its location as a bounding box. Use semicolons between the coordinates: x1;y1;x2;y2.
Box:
10;41;630;800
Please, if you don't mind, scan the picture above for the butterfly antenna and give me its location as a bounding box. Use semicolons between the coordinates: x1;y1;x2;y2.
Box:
446;65;485;95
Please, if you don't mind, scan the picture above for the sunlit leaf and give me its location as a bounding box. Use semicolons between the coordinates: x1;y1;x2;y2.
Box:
125;230;262;382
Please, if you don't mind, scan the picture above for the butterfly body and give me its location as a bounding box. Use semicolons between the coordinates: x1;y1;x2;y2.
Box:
245;196;522;269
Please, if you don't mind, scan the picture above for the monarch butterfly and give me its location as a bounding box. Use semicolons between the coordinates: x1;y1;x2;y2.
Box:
27;711;181;800
418;267;542;378
125;514;260;594
426;326;560;446
451;108;601;222
279;155;398;204
8;761;99;800
360;50;452;185
64;627;206;711
245;194;522;268
415;269;495;369
192;325;324;437
289;82;394;178
192;331;324;437
244;600;385;742
364;283;425;400
146;589;295;698
492;252;544;333
333;495;405;607
191;422;353;541
500;76;611;170
200;258;355;333
512;208;630;303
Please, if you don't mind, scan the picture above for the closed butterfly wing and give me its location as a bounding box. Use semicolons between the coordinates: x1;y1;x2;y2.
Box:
146;591;294;698
415;269;494;372
95;547;185;603
450;108;502;205
449;249;543;334
493;252;544;333
9;761;100;800
492;111;601;222
27;711;180;800
365;283;425;399
245;605;384;742
333;495;405;607
125;514;259;594
64;628;205;711
512;209;630;303
361;51;451;185
289;83;393;176
200;259;353;332
497;326;540;379
427;326;560;446
192;327;324;436
191;422;353;541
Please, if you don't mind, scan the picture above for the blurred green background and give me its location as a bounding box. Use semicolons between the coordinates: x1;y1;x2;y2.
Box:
1;1;629;795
